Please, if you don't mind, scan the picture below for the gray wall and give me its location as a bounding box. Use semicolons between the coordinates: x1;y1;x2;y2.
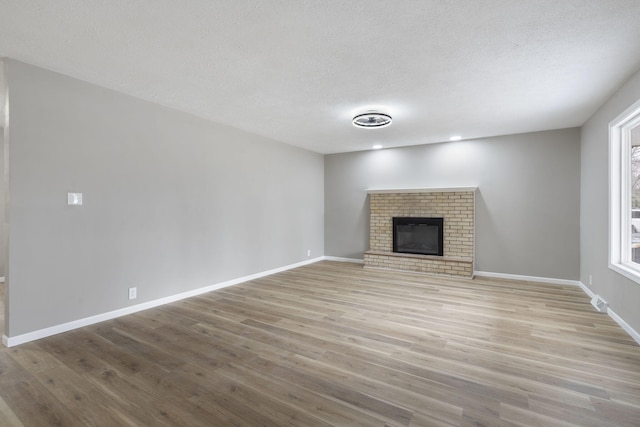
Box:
581;66;640;334
4;60;324;337
1;59;5;280
0;129;4;279
325;128;581;280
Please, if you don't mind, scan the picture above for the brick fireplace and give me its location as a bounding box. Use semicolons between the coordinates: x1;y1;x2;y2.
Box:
364;187;476;277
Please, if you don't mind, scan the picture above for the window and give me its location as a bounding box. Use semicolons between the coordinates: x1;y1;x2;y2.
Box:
609;98;640;283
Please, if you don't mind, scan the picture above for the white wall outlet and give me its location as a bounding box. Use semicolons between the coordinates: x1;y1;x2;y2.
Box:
67;192;83;206
589;275;593;285
128;287;137;300
307;249;311;257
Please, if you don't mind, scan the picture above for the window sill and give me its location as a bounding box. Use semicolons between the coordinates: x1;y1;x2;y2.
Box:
609;262;640;285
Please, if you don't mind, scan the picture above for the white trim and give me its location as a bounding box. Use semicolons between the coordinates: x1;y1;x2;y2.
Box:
477;277;640;346
575;281;597;299
609;97;640;285
5;263;640;348
608;307;640;346
322;256;364;264
2;257;324;347
609;263;640;285
367;186;477;194
473;270;581;287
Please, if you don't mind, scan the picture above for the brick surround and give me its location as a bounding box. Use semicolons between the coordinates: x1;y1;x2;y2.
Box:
364;188;476;277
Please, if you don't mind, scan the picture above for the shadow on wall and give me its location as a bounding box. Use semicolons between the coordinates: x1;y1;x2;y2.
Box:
0;128;4;280
0;281;4;335
1;58;5;279
474;189;506;273
362;194;370;254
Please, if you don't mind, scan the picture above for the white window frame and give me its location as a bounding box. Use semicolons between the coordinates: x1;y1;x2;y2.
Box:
609;97;640;284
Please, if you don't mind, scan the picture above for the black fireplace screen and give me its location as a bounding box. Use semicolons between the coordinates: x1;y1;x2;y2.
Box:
393;217;444;256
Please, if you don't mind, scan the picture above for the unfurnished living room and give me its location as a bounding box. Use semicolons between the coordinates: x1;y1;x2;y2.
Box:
1;1;640;426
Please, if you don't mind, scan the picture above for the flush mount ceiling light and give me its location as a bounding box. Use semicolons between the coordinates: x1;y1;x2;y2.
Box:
352;112;392;129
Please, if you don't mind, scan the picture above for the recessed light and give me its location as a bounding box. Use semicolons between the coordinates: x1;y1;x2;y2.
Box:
353;112;392;129
449;135;462;141
372;144;383;150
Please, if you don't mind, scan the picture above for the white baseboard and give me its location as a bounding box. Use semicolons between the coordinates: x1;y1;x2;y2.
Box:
474;270;581;287
7;261;639;348
322;256;364;264
575;280;596;299
575;281;640;345
607;307;640;346
475;273;640;346
2;256;324;347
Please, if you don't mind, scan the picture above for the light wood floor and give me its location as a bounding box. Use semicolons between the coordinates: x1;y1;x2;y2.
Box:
1;261;639;426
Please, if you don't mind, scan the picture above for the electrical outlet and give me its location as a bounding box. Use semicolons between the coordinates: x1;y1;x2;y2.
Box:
307;249;311;257
67;192;83;206
128;287;137;300
589;275;592;285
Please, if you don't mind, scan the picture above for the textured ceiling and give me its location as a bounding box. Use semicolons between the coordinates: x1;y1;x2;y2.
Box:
1;1;640;153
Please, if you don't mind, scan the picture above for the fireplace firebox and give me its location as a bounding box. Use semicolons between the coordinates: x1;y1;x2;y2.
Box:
393;217;444;256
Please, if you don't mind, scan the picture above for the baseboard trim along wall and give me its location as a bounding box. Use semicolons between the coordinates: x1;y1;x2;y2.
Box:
473;270;581;286
607;308;640;346
574;280;640;346
4;262;639;348
2;256;325;347
575;280;596;299
475;270;640;346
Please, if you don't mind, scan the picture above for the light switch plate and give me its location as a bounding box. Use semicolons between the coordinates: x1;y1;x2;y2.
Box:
67;192;83;206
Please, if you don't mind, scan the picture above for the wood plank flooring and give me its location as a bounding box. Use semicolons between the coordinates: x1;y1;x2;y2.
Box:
1;261;639;426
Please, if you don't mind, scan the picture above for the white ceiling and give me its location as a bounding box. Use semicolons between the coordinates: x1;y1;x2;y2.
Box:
1;1;640;154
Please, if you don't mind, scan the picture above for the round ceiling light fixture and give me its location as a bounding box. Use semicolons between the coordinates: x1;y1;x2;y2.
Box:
352;112;392;129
